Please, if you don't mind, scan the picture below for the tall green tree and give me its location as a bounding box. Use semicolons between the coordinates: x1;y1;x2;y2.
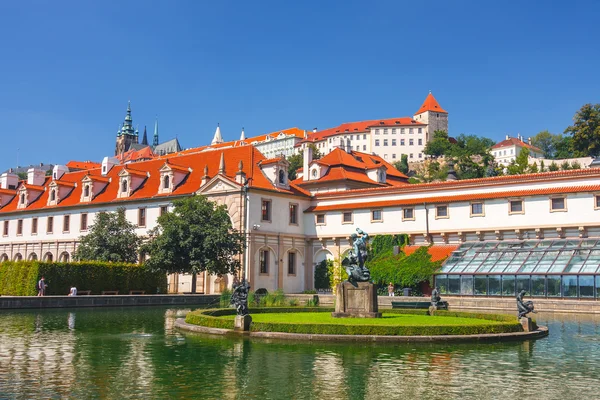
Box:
144;195;244;293
286;144;322;180
564;103;600;157
531;130;556;158
553;135;574;159
393;154;410;175
423;130;452;158
74;208;142;263
507;147;530;175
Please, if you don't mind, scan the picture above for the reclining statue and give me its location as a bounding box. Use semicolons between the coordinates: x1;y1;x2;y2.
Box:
516;290;535;319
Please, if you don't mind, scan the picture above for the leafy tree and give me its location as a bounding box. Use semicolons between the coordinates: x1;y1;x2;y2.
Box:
144;195;244;293
424;130;452;158
548;161;559;171
540;160;546;172
314;260;332;289
531;130;556;158
528;162;539;173
74;208;142;263
560;161;571;171
368;247;442;289
553;135;574;159
393;154;409;174
564;103;600;157
17;172;27;181
507;147;530;175
286;144;322;180
571;160;582;169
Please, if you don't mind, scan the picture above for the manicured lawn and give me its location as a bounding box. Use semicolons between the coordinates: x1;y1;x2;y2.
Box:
220;312;503;326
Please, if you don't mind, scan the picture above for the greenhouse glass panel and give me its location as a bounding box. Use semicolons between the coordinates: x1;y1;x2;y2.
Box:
533;251;560;273
531;275;546;296
483;242;499;249
450;258;474;273
516;275;530;293
536;240;554;249
581;250;600;273
548;250;574;273
461;275;474;295
579;275;594;298
476;252;502;273
580;239;598;248
462;252;489;273
550;240;567;249
474;276;487;295
562;275;578;297
547;276;561;297
435;275;448;294
564;250;590;273
596;276;600;299
489;275;501;296
565;240;581;248
519;252;544;273
504;252;529;273
440;253;462;272
457;243;474;251
491;252;517;273
502;275;516;296
448;275;460;294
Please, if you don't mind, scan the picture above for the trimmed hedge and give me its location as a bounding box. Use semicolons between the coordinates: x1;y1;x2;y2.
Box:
0;261;167;296
185;307;523;336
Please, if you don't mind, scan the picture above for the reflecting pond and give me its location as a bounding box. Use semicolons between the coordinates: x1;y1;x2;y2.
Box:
1;306;599;399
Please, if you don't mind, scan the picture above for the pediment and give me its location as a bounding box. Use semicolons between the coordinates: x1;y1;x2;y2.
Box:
197;175;241;194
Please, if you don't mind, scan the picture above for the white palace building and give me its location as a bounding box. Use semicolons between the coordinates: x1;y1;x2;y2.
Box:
2;140;600;298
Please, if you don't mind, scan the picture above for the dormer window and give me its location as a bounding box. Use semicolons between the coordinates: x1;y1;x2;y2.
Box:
163;175;170;189
20;193;25;204
50;189;56;202
83;185;90;198
121;179;128;193
312;169;317;178
278;169;285;184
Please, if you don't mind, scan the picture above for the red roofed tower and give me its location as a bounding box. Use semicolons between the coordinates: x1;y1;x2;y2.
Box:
413;91;448;142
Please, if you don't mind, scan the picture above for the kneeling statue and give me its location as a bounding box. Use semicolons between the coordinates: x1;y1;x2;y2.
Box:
516;290;535;319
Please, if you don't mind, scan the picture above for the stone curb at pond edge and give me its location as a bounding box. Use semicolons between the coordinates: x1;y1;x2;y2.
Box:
174;318;549;343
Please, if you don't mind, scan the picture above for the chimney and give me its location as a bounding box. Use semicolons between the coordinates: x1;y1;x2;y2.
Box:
528;137;532;145
506;134;509;140
313;128;317;133
52;165;70;180
27;168;45;186
101;156;119;176
303;145;313;181
0;172;18;190
201;165;209;186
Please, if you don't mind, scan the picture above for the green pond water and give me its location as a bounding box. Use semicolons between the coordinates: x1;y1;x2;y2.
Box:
0;307;599;400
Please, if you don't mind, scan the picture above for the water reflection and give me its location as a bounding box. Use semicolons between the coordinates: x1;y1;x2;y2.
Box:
0;308;599;399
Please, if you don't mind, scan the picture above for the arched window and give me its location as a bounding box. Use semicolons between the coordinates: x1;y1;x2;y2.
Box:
20;193;25;204
0;253;8;263
83;185;90;197
278;169;285;184
121;179;128;193
312;169;317;178
163;175;170;189
59;252;70;263
13;253;22;261
28;253;38;261
50;189;56;202
44;252;53;262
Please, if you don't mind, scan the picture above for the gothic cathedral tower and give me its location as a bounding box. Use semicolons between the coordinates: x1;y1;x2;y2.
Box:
413;92;448;143
115;102;139;156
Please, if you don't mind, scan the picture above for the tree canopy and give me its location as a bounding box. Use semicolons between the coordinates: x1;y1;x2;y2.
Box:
144;195;244;279
530;130;574;159
74;208;142;263
286;144;322;180
564;103;600;157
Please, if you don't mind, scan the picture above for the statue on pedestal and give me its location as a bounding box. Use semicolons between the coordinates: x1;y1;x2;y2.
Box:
517;290;535;319
431;287;442;308
231;280;250;316
343;228;371;285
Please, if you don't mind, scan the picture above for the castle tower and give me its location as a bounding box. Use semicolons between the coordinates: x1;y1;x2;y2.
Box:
413;92;448;142
115;101;139;156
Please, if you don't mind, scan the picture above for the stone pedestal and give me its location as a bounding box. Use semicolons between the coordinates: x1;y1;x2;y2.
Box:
331;282;381;318
428;305;437;316
520;317;533;332
234;314;252;331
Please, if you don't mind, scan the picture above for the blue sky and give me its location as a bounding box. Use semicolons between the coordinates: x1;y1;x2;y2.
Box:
1;0;599;171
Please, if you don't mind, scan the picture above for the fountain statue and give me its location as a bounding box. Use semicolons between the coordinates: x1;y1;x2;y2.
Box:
343;228;371;284
231;280;252;331
516;290;535;319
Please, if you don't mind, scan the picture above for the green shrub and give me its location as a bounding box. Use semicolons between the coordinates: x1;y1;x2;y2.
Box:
220;288;232;307
302;289;317;294
0;261;167;296
288;298;299;306
260;289;286;307
314;260;331;289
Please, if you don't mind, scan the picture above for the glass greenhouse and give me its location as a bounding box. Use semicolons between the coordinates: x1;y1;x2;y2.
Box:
434;239;600;298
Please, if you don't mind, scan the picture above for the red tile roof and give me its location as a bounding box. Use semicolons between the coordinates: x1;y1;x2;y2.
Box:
303;118;425;143
306;184;600;212
403;245;459;262
415;93;447;115
66;161;101;170
491;137;543;153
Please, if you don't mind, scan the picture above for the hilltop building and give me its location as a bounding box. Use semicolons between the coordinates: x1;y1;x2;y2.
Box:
491;134;544;166
300;92;448;162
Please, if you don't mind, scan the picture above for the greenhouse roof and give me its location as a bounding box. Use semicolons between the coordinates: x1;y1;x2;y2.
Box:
440;239;600;275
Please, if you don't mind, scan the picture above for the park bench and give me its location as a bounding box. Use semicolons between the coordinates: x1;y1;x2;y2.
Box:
101;290;119;295
77;290;91;295
129;290;146;295
391;301;449;310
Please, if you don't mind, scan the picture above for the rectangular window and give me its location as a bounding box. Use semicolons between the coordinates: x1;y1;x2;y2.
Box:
17;219;23;235
288;251;296;275
80;213;88;231
409;139;414;146
363;134;366;140
383;139;388;146
261;200;271;222
138;208;146;227
401;128;405;134
383;128;388;134
289;203;298;225
418;153;422;158
418;138;422;146
392;128;397;134
375;140;380;146
392;139;396;146
403;208;414;220
160;205;168;216
410;153;414;158
63;215;70;232
375;129;380;135
362;145;366;151
471;202;484;216
409;128;414;134
392;154;396;159
371;209;382;222
2;221;8;236
418;128;422;134
509;200;523;214
260;250;269;274
342;211;353;223
316;214;325;225
551;197;566;212
47;217;54;234
400;139;405;146
596;195;600;209
436;205;448;218
32;218;38;235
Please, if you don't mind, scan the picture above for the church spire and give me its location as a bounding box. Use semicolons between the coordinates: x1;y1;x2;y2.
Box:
141;126;148;145
120;101;135;136
153;118;159;147
240;127;245;141
211;123;224;145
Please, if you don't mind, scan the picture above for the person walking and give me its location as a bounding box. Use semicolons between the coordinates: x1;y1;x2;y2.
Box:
388;282;395;297
37;277;46;296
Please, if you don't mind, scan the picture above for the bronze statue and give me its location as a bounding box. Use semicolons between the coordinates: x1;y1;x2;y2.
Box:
231;280;250;316
343;228;371;285
431;287;441;308
517;290;535;318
